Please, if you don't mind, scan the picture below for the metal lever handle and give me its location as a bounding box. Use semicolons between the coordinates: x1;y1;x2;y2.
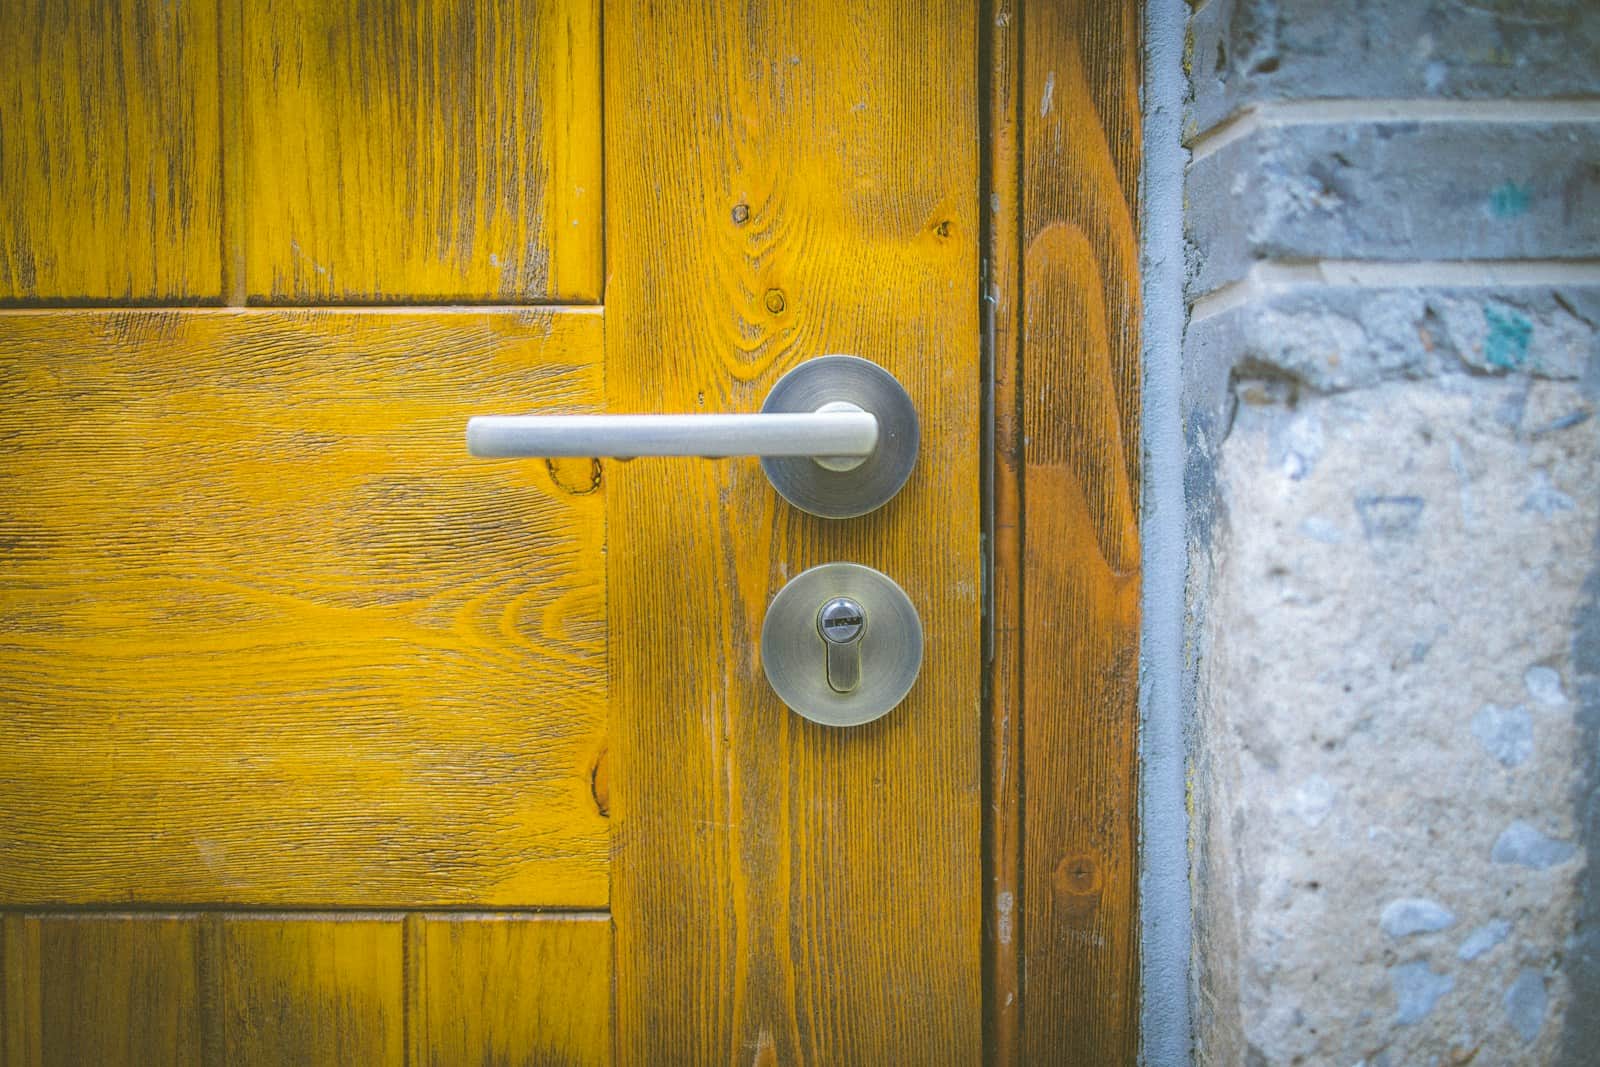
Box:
466;406;878;464
465;355;918;519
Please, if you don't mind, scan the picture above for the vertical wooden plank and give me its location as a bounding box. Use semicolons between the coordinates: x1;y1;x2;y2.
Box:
606;2;983;1061
220;916;405;1066
0;915;202;1067
985;1;1025;1062
196;917;224;1067
403;915;427;1067
0;915;42;1067
1018;0;1144;1062
0;0;222;302
417;914;611;1066
242;0;602;303
219;0;247;306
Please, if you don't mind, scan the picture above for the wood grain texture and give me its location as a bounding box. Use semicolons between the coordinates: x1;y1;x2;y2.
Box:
1;913;611;1066
220;916;405;1066
984;1;1025;1062
604;2;983;1060
0;310;608;906
242;0;601;303
1018;1;1143;1061
417;914;611;1066
1;914;203;1067
0;0;221;303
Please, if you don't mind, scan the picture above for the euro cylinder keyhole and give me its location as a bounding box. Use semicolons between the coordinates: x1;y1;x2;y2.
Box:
817;596;866;693
761;562;922;727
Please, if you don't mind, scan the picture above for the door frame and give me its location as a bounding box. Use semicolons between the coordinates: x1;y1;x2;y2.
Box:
982;2;1144;1061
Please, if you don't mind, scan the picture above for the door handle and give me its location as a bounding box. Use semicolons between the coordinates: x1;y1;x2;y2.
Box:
466;408;879;462
466;355;918;518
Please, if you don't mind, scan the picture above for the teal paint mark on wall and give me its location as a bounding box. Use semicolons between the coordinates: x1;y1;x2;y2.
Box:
1484;304;1533;369
1488;182;1531;218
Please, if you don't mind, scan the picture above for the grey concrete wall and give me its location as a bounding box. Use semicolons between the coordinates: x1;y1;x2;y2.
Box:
1181;1;1600;1063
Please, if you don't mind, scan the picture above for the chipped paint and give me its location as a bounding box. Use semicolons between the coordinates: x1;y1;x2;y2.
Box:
1484;303;1533;370
1488;181;1531;218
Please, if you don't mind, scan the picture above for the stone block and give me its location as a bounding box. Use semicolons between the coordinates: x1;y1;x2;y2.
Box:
1186;121;1600;296
1187;0;1600;135
1191;372;1599;1064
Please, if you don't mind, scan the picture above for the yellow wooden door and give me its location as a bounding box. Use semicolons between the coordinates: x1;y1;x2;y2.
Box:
0;1;986;1062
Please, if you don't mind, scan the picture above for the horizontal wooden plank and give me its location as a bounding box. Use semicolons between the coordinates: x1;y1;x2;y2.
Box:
243;0;602;303
0;310;608;907
0;0;221;302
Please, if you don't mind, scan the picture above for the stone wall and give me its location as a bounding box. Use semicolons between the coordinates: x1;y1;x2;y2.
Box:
1181;2;1600;1063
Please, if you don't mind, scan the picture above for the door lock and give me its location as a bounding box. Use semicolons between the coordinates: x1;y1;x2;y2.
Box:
762;563;922;726
817;596;867;693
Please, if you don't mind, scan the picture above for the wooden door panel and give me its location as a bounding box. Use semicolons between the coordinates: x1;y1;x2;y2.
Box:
1;913;610;1066
605;2;983;1059
0;0;221;303
0;310;608;907
242;0;602;304
0;1;1148;1060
